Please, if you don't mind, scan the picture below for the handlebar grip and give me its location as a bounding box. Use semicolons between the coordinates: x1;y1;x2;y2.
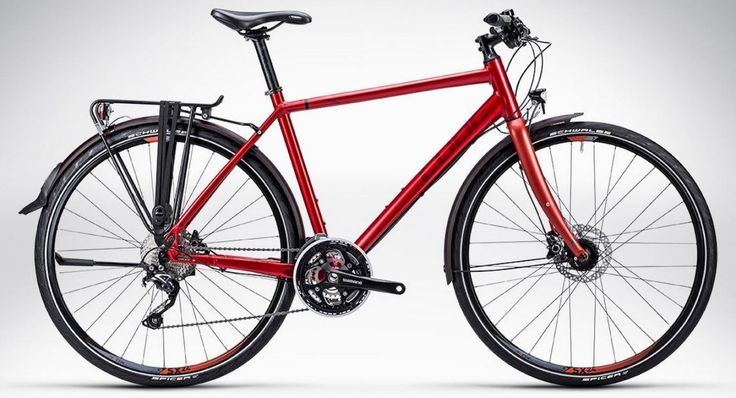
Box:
484;13;512;27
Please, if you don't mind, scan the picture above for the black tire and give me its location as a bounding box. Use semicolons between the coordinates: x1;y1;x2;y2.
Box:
446;121;716;386
35;121;304;386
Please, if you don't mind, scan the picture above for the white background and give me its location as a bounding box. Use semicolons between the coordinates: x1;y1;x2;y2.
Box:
1;0;734;396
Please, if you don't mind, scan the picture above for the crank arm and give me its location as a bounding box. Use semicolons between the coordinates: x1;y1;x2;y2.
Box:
55;253;142;268
324;269;406;295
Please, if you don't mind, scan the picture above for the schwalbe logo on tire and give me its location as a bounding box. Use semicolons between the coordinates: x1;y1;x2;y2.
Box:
549;128;611;136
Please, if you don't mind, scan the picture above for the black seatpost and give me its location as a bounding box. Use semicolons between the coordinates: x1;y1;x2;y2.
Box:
252;38;282;94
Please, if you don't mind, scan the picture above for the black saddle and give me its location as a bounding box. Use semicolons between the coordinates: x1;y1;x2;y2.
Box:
211;9;312;33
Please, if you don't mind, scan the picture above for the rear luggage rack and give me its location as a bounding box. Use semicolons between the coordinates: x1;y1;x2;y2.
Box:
88;95;258;243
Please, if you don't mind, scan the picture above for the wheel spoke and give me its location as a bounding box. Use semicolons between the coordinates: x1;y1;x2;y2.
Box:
199;179;250;234
584;153;636;227
65;209;140;248
181;283;228;351
597;278;617;362
77;190;141;245
183;152;215;210
609;256;684;308
73;268;140;313
497;265;557;324
206;235;279;245
198;270;255;316
185;281;246;337
103;285;154;346
482;263;555;308
203;268;272;302
548;278;566;361
607;221;692;237
122;289;158;357
606;263;670;325
605;182;671;245
201;195;263;240
495;183;546;235
470;257;548;269
512;280;581;342
463;262;553;274
203;214;274;239
591;166;656;229
63;270;137;294
179;292;187;364
527;279;580;351
606;202;685;256
586;282;638;354
91;170;141;220
85;270;142;331
584;281;654;342
482;201;546;244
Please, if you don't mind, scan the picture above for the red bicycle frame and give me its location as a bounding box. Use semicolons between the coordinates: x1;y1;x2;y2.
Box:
167;58;586;278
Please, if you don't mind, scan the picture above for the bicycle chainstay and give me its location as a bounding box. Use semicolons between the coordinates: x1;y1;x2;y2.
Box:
155;243;304;330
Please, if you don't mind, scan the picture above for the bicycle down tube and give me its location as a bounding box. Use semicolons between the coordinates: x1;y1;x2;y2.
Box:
168;58;586;277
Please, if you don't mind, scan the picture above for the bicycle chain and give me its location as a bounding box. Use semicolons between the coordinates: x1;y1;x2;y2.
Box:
185;245;301;253
159;308;309;330
157;244;305;329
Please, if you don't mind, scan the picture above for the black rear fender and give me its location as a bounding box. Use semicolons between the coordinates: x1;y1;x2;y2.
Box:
19;116;304;249
21;116;229;214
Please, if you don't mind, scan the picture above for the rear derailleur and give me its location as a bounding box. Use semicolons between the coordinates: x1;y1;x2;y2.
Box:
141;273;179;329
140;231;206;329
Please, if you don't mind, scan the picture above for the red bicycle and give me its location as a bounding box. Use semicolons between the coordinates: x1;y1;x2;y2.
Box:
22;8;716;386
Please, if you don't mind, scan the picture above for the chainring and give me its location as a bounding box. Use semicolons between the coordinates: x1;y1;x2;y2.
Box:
293;237;372;316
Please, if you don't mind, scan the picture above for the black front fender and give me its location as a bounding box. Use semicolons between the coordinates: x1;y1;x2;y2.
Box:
443;112;583;284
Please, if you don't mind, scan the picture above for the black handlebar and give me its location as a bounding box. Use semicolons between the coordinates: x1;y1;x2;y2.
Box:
483;12;513;28
476;9;532;61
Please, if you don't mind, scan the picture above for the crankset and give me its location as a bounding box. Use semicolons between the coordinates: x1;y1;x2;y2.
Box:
320;266;405;295
294;237;405;316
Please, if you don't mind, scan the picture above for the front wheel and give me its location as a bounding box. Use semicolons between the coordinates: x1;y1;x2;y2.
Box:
446;121;716;386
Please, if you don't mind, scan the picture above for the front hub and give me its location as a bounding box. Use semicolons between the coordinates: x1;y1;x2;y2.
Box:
571;239;600;272
553;224;611;283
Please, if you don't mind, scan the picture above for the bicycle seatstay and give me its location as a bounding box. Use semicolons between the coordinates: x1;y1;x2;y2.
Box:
168;57;585;277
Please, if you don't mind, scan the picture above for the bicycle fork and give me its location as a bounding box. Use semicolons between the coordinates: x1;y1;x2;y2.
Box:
506;117;586;259
487;58;587;260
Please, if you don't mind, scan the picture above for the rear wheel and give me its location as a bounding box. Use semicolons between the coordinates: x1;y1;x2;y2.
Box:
35;122;303;386
447;122;716;385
